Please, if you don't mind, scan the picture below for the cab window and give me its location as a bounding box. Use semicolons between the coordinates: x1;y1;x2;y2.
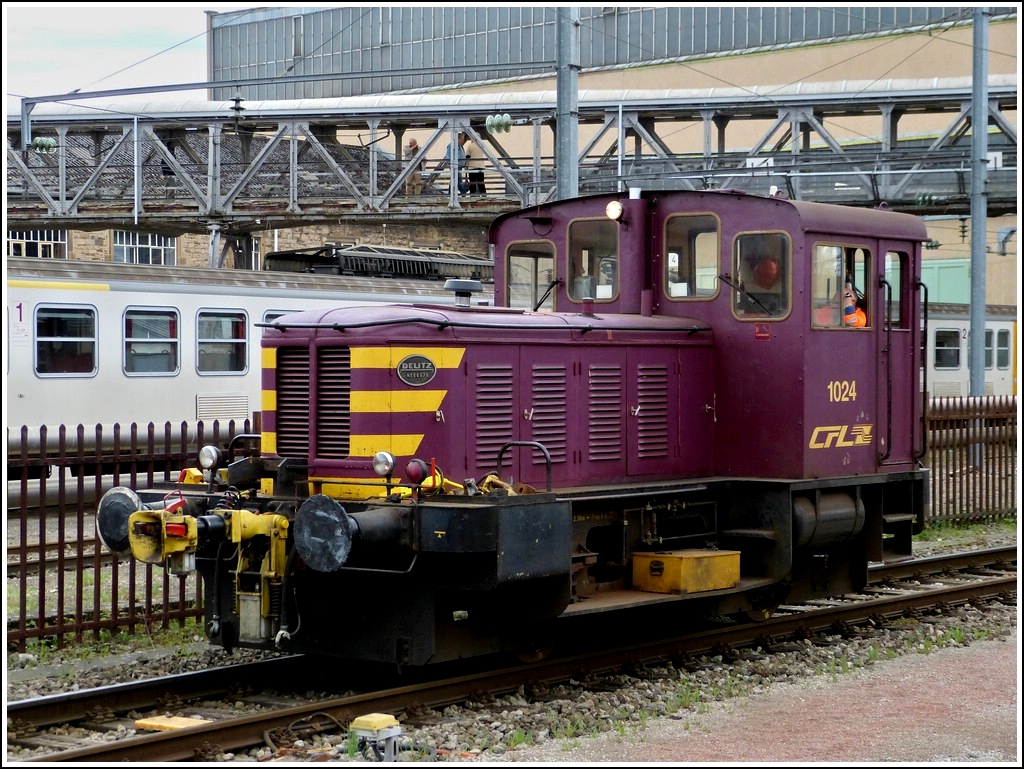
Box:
811;244;871;328
504;241;556;311
730;232;790;319
568;218;618;301
665;214;719;299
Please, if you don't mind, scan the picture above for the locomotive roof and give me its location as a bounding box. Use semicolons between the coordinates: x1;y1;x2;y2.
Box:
261;301;712;338
489;189;930;242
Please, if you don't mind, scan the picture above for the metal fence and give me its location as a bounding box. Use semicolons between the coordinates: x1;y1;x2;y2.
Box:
6;419;255;652
6;399;1017;652
925;396;1018;525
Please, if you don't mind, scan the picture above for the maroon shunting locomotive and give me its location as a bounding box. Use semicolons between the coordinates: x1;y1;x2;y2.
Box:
98;188;930;667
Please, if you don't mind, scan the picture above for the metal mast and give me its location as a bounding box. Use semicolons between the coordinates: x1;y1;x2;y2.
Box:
968;7;990;398
555;7;580;200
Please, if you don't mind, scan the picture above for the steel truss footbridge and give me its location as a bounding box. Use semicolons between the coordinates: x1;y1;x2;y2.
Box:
6;74;1017;239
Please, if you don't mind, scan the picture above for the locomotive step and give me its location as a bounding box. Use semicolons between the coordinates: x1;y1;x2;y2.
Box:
563;577;778;616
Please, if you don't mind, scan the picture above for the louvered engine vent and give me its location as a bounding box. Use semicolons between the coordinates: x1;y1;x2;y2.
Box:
315;346;352;458
274;347;311;456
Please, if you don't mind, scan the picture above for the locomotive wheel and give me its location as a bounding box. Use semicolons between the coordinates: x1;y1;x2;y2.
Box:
741;605;778;622
730;599;780;623
513;641;555;664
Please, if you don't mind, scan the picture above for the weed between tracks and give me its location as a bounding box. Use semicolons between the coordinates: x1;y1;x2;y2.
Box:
9;619;204;668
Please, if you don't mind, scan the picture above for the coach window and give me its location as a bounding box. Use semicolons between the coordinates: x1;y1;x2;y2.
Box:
811;244;871;328
505;241;555;311
568;218;618;302
934;329;961;370
996;329;1010;370
264;310;297;324
35;306;97;376
124;308;179;375
197;310;248;374
665;214;719;299
731;232;790;319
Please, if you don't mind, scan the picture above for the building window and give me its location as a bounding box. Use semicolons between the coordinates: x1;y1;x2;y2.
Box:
197;309;248;373
233;237;261;270
35;305;97;376
114;231;177;265
292;15;303;58
124;308;179;375
7;230;68;259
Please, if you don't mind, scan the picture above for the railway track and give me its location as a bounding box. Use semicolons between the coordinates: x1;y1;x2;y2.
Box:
6;538;110;576
7;545;1016;763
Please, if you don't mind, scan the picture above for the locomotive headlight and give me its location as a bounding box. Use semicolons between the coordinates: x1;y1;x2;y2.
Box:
372;451;396;477
198;445;223;470
405;458;430;484
605;200;624;221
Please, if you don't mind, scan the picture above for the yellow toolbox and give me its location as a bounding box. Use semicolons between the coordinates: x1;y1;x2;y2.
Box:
632;549;740;594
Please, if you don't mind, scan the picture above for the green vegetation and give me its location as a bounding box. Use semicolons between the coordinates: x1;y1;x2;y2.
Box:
506;729;534;749
914;518;1016;543
942;626;967;646
670;681;703;710
13;619;203;667
552;718;589;739
346;732;361;758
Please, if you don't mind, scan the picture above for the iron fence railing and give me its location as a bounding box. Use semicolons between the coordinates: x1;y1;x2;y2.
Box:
924;395;1018;525
5;399;1016;651
6;418;255;652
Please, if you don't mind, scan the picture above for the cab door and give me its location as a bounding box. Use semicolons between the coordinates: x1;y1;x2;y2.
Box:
877;245;919;466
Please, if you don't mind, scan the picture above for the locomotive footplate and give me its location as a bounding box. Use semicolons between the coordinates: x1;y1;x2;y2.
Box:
561;576;779;617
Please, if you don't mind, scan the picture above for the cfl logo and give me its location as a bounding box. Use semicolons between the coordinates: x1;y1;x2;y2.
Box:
809;424;873;449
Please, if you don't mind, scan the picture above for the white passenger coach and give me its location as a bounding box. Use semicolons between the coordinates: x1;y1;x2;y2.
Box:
6;250;491;448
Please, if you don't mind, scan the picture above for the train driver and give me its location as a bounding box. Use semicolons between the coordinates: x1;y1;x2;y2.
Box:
843;284;867;327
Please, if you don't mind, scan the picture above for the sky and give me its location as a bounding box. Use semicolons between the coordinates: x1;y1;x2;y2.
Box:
4;3;263;115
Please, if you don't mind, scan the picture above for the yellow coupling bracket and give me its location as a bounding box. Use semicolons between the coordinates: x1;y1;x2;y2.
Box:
127;510;199;566
224;509;291;579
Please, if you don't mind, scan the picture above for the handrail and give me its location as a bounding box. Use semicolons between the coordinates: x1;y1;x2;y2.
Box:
916;279;930;461
878;276;894;463
494;441;553;492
